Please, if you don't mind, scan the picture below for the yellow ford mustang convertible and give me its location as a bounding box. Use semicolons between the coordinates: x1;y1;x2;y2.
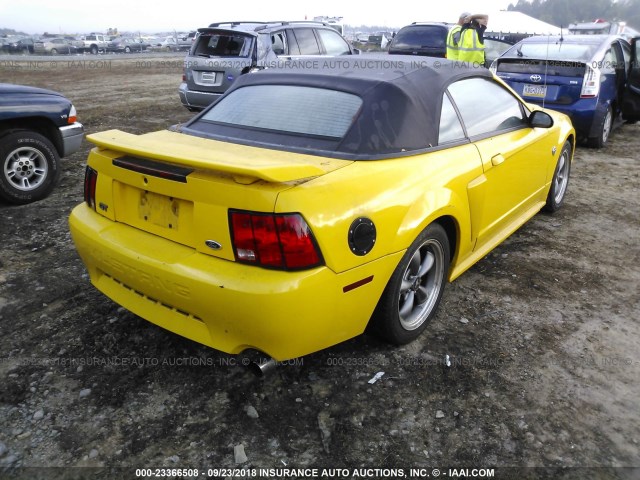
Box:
69;57;575;361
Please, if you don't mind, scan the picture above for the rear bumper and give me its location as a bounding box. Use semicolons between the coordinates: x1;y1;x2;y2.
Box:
69;204;399;360
59;122;84;157
178;82;221;110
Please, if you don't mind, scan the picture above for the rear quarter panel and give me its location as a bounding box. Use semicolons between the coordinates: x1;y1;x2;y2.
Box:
275;144;484;274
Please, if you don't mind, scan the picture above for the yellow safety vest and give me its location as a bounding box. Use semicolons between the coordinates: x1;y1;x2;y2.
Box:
458;27;485;66
446;25;462;60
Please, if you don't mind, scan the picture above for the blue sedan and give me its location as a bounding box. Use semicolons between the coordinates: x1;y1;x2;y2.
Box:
491;34;640;147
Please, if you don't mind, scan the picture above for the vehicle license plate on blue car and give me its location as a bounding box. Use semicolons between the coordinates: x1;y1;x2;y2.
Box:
523;84;547;98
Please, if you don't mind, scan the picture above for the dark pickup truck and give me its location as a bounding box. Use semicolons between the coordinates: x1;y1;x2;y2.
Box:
0;83;84;204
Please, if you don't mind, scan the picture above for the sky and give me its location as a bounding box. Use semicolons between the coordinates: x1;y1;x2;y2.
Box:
1;0;518;34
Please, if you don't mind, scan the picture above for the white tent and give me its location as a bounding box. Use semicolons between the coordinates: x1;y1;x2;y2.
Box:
484;10;562;37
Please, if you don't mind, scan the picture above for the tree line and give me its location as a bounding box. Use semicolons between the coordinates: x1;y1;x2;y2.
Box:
508;0;640;30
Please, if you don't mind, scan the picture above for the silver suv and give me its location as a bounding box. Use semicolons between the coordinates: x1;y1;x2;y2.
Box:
178;21;358;111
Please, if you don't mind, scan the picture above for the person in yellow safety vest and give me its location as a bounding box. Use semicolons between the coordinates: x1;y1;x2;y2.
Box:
458;14;489;67
446;11;470;61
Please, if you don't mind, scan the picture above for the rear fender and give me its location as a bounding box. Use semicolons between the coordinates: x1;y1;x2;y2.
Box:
391;187;470;273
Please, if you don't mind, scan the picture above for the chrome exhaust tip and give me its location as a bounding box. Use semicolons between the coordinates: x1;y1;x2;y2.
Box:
249;357;277;377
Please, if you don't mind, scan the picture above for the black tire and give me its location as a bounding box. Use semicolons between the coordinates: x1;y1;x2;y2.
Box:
370;223;450;344
0;131;60;205
90;45;98;55
124;46;131;53
50;48;58;55
587;105;612;148
543;140;572;213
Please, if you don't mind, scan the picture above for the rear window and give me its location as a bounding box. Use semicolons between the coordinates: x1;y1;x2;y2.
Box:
200;85;362;138
193;32;253;57
505;42;600;62
391;26;447;49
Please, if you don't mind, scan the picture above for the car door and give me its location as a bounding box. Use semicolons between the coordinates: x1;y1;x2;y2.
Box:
622;37;640;121
447;77;555;250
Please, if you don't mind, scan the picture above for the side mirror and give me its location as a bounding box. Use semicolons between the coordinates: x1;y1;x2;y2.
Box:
529;110;554;128
352;48;361;55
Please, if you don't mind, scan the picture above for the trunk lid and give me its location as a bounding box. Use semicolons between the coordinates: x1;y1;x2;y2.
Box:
86;130;351;261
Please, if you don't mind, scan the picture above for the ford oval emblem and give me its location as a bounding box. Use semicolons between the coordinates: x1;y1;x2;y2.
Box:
205;240;222;250
530;74;542;83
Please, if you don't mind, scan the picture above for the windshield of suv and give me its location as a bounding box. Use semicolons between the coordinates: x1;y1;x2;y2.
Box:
199;85;362;138
193;32;253;58
392;26;446;49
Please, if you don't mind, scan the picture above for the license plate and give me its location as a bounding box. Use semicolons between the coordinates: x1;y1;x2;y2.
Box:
200;72;218;85
523;84;547;98
139;191;180;230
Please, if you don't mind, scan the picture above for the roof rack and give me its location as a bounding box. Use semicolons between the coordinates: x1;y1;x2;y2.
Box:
208;21;269;27
207;20;328;30
255;21;329;31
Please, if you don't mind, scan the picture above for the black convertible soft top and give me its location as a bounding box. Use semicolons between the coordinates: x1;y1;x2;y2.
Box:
183;55;494;158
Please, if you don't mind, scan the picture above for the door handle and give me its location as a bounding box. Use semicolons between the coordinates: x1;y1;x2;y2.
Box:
491;154;505;166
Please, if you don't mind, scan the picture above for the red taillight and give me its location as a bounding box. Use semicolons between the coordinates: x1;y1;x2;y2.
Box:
84;166;98;210
276;215;323;268
229;211;323;270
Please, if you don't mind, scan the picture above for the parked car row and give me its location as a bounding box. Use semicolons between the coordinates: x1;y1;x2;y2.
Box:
178;21;360;111
1;34;196;55
177;21;640;148
33;38;79;55
0;37;35;54
107;37;148;53
151;35;193;52
178;20;512;112
41;37;151;55
27;37;147;55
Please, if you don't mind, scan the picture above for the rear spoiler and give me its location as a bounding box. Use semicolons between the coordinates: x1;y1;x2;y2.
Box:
87;130;350;184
